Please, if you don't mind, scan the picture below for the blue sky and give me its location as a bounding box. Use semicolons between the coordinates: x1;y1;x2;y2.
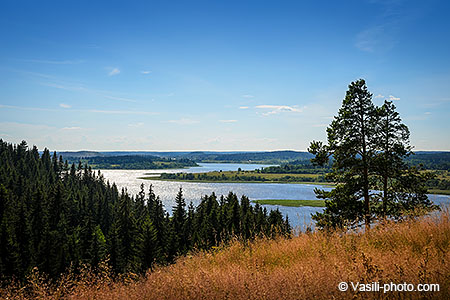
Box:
1;0;449;151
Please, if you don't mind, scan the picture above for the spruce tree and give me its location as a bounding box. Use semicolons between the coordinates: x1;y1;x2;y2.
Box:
170;187;187;256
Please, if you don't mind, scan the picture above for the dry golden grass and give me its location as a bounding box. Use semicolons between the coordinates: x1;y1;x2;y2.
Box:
2;210;449;299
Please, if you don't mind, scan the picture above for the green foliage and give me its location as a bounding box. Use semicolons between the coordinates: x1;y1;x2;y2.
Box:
157;171;328;183
68;155;198;169
184;150;312;164
309;80;437;229
0;139;290;281
405;152;450;170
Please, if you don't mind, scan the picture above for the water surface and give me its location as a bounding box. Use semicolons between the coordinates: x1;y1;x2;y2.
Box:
99;164;450;230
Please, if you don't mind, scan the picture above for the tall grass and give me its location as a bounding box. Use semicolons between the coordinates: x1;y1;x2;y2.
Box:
2;210;449;299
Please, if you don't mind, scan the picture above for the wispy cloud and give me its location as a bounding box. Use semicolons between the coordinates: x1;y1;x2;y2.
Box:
421;98;450;108
87;109;156;115
165;118;199;125
375;94;385;98
355;25;387;52
1;104;156;115
18;59;85;65
0;104;56;112
354;0;406;53
141;71;151;74
59;103;71;109
239;106;249;109
219;120;237;123
242;94;254;98
61;126;82;130
43;82;137;103
388;95;400;101
108;68;120;76
255;105;303;116
102;95;137;103
128;122;145;128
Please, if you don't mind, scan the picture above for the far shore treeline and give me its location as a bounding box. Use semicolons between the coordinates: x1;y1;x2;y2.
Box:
0;139;290;280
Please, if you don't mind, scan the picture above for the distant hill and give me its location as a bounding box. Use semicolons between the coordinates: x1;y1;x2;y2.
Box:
210;151;313;162
170;150;313;163
56;150;450;168
406;151;450;170
57;150;313;164
82;155;198;169
58;151;104;159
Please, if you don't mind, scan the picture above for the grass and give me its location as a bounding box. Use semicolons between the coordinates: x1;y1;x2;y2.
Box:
142;170;335;186
429;189;450;195
142;177;333;186
251;199;326;207
2;210;449;299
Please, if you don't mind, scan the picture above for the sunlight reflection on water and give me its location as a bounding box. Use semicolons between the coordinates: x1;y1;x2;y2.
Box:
98;164;450;230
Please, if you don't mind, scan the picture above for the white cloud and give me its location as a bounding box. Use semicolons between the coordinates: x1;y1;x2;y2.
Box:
61;126;82;130
103;95;137;103
166;118;199;125
242;94;254;98
141;71;151;74
108;68;120;76
59;103;71;109
219;120;237;123
128;122;145;128
239;106;249;109
388;95;400;101
375;94;384;98
424;112;431;115
255;105;303;116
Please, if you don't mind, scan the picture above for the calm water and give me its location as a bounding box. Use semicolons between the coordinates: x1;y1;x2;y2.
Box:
98;163;450;230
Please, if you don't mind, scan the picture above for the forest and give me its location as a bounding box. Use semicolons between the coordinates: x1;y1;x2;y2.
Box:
63;154;198;169
0;139;290;281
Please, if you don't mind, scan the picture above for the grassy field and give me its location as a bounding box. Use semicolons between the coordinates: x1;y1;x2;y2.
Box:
429;189;450;195
251;199;326;207
3;209;448;299
142;170;334;186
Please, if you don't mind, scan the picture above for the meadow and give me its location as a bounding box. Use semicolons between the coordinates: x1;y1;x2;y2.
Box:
251;199;326;207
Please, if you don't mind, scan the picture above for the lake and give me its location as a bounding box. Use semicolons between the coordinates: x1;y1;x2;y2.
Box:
99;163;450;230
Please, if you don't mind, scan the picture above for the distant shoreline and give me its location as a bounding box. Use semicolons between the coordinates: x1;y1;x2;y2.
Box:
139;176;335;187
251;199;326;207
139;176;449;195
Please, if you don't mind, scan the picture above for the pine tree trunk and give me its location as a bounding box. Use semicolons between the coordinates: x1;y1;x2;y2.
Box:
383;175;388;219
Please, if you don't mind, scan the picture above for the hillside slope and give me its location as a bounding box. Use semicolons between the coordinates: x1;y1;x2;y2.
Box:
6;210;448;299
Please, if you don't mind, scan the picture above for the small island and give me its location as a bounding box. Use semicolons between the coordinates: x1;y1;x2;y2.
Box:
142;170;333;185
252;199;326;207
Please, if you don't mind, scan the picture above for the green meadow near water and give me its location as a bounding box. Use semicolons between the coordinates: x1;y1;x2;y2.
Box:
251;199;326;207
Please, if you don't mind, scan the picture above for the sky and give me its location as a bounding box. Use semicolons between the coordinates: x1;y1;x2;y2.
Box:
0;0;449;151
